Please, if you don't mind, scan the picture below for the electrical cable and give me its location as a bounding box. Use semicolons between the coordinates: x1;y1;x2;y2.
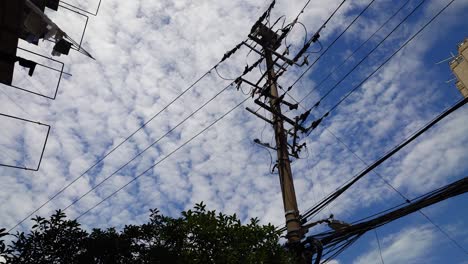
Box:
59;57;265;213
314;176;468;248
306;39;323;54
375;230;385;264
286;0;376;91
74;97;249;220
6;40;248;232
214;66;237;81
62;82;235;212
303;0;427;112
301;97;467;221
324;0;456;117
325;128;409;201
298;0;411;104
255;0;350;108
324;128;468;254
418;210;468;255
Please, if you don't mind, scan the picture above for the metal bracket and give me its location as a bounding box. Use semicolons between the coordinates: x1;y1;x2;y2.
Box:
254;99;307;132
253;138;277;151
246;107;273;125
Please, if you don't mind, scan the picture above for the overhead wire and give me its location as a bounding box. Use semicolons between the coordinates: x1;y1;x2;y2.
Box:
278;0;455;235
285;0;375;92
6;39;248;232
275;0;462;233
0;89;32;118
374;230;385;264
325;128;468;254
253;0;350;108
314;176;468;247
273;99;466;235
301;96;467;222
273;0;374;111
74;97;250;220
59;55;265;213
304;0;457;135
33;0;275;220
325;0;456;117
56;0;277;219
305;0;427;112
298;0;411;104
62;82;236;212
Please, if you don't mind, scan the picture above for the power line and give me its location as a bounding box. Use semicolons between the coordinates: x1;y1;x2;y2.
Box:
6;40;247;232
304;0;428;112
58;58;264;214
75;97;249;220
63;82;234;212
374;230;385;264
0;89;32;118
324;128;468;255
274;0;374;111
325;128;410;201
296;0;460;220
265;0;348;83
298;0;411;104
316;176;468;245
309;175;468;263
301;96;467;221
325;0;456;116
418;210;468;255
252;0;350;108
285;0;375;92
304;0;457;133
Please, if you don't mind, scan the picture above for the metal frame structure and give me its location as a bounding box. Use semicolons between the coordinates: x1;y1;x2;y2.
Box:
2;47;70;100
60;0;102;16
0;113;50;171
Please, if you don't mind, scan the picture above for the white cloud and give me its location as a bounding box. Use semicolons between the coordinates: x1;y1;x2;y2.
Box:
353;225;436;264
0;1;466;252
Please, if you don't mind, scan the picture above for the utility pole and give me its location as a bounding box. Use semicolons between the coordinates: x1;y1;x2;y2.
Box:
241;5;315;262
264;48;302;244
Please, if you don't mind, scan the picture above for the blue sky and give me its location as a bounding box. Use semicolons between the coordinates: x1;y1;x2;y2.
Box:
0;0;467;263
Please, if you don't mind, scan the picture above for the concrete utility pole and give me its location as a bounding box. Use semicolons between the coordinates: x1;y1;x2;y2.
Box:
263;43;302;245
245;16;310;262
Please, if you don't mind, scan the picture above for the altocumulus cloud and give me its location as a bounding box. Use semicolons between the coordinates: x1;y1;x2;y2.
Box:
0;0;467;262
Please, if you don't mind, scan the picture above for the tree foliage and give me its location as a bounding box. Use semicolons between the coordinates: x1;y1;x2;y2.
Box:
0;203;294;263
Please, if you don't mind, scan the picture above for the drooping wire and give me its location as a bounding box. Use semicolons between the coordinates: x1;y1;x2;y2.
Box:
306;39;323;54
74;97;250;220
214;66;237;81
